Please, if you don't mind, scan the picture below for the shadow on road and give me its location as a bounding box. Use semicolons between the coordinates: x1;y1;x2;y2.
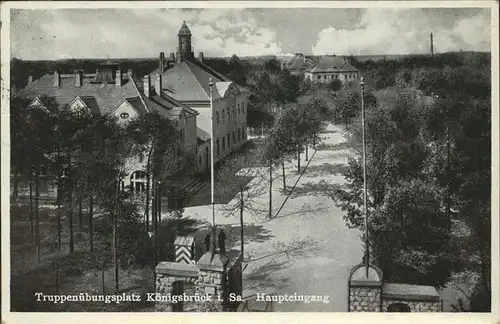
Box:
302;163;350;178
315;142;352;151
290;180;347;199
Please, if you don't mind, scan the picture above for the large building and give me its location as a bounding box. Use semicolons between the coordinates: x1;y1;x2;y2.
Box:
150;22;248;173
305;55;359;84
15;22;248;191
16;61;199;191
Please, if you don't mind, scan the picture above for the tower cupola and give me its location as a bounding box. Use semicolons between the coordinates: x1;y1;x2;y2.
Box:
176;21;194;62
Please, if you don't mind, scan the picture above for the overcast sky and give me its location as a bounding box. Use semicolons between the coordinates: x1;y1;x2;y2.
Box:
10;8;491;60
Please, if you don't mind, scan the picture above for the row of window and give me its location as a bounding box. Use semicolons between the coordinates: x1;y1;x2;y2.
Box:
316;73;357;81
215;127;246;157
216;102;246;126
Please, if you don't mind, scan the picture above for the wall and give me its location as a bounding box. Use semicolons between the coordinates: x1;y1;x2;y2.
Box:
349;286;381;312
382;299;441;312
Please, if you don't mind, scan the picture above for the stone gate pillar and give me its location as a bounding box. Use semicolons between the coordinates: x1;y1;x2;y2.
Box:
195;251;229;312
348;263;383;312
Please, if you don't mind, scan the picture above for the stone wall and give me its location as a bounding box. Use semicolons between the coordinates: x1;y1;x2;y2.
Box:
349;286;381;312
195;269;226;312
382;299;441;312
155;273;198;312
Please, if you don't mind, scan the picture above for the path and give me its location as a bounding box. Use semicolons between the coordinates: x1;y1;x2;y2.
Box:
182;122;363;311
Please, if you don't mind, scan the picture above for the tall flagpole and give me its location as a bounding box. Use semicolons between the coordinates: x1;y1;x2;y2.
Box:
360;77;369;278
209;78;215;228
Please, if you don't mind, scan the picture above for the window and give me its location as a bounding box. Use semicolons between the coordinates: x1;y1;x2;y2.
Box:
216;139;220;156
120;112;129;119
227;134;231;147
199;156;202;165
237;104;240;115
227;108;230;121
222;137;225;152
216;112;220;125
238;129;241;142
221;109;225;124
232;131;235;144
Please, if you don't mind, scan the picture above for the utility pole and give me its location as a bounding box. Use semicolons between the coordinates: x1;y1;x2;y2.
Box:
360;77;369;278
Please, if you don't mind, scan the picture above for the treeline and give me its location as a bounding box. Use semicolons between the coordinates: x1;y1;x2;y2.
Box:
353;51;490;92
330;53;491;311
11;97;194;293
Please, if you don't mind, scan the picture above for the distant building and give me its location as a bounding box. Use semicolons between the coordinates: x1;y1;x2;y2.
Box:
305;55;359;84
151;22;249;173
280;53;314;76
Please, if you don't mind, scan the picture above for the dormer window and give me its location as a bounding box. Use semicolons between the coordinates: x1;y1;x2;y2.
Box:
120;112;130;119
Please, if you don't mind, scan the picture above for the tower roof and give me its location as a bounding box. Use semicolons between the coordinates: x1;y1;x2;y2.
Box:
178;21;192;36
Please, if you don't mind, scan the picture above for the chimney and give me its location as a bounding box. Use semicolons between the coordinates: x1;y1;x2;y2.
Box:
155;74;162;96
75;70;83;87
159;52;165;72
53;71;60;87
170;52;175;61
430;33;434;56
116;69;122;86
143;75;151;98
198;52;204;62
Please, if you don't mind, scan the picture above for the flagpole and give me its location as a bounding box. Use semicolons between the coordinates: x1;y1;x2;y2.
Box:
209;78;215;228
360;77;369;278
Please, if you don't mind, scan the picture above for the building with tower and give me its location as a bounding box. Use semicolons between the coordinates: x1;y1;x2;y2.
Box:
150;21;248;173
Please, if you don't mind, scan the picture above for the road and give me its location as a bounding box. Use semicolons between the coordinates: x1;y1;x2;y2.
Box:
183;122;364;311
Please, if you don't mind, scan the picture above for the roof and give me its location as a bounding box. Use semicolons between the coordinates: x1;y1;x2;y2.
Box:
151;59;244;102
17;71;197;121
382;283;440;301
194;107;212;136
18;73;138;115
285;54;314;71
197;127;211;142
174;236;195;246
178;21;192;36
309;56;359;73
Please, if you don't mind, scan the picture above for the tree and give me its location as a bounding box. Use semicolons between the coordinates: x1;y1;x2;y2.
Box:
332;85;452;287
216;152;267;264
333;88;360;129
328;79;342;92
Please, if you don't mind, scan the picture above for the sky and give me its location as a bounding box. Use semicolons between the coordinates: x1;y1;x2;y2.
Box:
10;7;491;60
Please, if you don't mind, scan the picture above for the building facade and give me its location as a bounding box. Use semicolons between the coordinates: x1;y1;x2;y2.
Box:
151;22;248;173
305;55;359;84
16;62;199;191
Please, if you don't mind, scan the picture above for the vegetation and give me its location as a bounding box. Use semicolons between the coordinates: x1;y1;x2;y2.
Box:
331;54;491;310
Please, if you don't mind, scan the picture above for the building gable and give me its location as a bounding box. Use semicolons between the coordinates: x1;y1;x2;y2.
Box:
27;97;50;113
112;100;141;125
69;96;91;115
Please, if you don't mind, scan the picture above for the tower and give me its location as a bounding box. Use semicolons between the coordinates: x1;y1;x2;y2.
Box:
430;33;434;56
177;21;193;62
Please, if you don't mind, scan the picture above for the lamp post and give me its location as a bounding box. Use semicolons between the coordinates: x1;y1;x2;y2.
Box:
360;77;369;278
209;78;217;253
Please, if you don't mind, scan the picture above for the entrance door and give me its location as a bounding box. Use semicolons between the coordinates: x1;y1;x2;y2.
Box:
172;281;184;312
387;302;411;312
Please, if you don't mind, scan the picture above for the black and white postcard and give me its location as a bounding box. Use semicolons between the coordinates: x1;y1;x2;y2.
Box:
1;1;498;323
